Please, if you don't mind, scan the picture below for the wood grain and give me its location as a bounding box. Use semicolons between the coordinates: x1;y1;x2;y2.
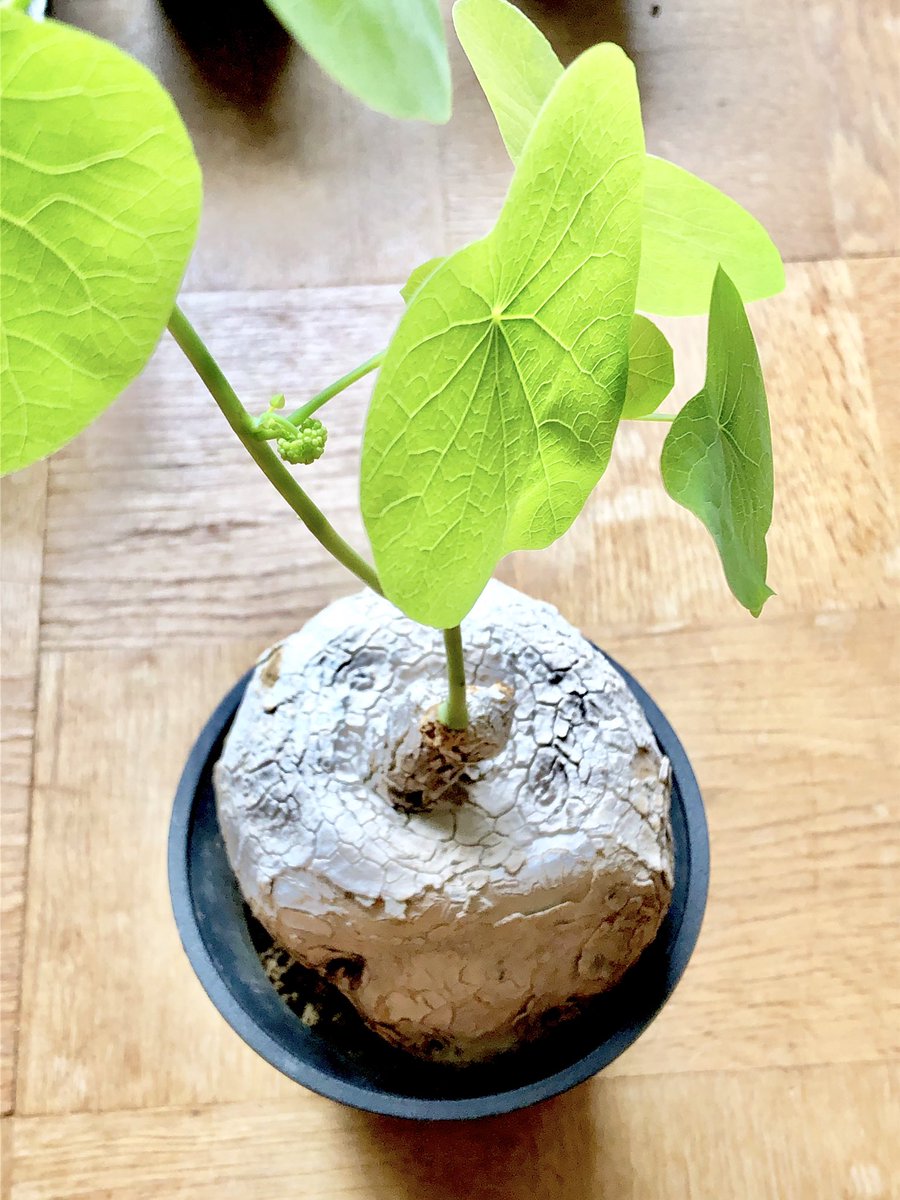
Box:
3;1;899;1194
806;0;900;256
39;288;395;650
15;609;898;1116
39;261;896;650
8;1063;899;1200
16;645;296;1117
848;257;900;506
603;608;900;1079
1;464;48;1115
54;0;898;290
504;258;898;632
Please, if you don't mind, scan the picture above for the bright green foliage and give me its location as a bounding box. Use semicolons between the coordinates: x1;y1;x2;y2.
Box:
277;417;328;465
265;0;451;123
623;315;674;419
452;0;783;317
639;157;785;316
453;0;561;161
362;45;644;628
660;267;774;615
0;12;201;475
400;256;447;304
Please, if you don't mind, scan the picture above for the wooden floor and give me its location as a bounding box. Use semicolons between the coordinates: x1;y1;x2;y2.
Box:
2;1;898;1196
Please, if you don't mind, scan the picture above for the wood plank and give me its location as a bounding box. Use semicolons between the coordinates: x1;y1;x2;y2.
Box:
805;1;900;256
40;261;897;649
16;646;296;1117
5;2;899;1193
504;257;898;629
847;257;900;506
39;287;395;650
1;1117;12;1200
16;607;899;1115
1;463;48;1115
50;0;448;292
50;0;446;292
8;1063;900;1199
53;0;864;287
602;607;900;1078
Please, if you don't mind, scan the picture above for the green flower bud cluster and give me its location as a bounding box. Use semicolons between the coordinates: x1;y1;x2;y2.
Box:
276;418;328;465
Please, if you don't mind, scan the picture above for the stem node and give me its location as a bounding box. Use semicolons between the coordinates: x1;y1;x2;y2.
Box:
167;304;381;595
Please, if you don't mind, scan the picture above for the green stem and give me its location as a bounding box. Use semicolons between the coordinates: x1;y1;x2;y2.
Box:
287;350;385;426
438;625;469;730
167;303;382;595
635;412;676;422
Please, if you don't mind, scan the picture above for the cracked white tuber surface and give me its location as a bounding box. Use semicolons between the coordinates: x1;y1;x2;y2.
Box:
214;581;674;1062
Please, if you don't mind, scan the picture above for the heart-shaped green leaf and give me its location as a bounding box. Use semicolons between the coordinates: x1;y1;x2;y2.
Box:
639;157;785;316
0;12;202;475
623;315;674;419
660;267;774;615
362;44;644;628
453;0;783;317
453;0;562;161
266;0;451;123
400;256;447;304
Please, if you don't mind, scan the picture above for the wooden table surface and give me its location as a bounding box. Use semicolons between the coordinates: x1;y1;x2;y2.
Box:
2;2;898;1196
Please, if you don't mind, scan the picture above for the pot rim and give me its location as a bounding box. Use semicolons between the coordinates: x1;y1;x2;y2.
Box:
169;652;709;1120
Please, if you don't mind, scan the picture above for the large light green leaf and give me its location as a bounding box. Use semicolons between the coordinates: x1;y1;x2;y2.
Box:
660;267;774;615
0;12;201;475
400;256;447;304
623;315;674;419
452;0;783;316
639;157;784;316
453;0;562;161
362;44;643;628
266;0;451;123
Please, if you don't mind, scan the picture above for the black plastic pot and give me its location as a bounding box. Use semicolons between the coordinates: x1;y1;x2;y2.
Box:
169;653;709;1121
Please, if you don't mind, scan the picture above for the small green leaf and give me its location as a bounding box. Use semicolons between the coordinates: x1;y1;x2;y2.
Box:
0;12;201;474
400;256;447;305
453;0;562;161
623;315;674;419
638;157;785;316
362;44;644;628
660;267;774;615
453;0;783;317
266;0;451;123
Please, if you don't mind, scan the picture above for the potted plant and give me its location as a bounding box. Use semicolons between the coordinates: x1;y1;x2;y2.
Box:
0;0;782;1119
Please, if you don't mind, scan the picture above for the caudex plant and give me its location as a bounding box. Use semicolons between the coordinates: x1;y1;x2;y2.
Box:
1;0;781;1063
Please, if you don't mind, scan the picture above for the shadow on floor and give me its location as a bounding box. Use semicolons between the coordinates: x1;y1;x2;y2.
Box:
343;1082;599;1200
157;0;293;111
520;0;637;62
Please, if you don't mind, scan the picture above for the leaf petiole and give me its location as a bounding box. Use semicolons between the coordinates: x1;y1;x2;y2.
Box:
286;350;385;426
438;625;469;730
634;412;676;422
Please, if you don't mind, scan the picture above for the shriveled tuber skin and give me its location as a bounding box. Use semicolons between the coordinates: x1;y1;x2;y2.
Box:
214;581;673;1063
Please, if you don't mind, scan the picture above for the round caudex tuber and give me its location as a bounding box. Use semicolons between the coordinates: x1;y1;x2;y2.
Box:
214;581;674;1063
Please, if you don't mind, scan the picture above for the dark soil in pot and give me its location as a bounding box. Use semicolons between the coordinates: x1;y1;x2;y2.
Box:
169;653;709;1121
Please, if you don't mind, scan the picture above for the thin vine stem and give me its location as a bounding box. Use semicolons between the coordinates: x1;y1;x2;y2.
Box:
287;350;385;426
438;625;469;730
634;412;676;422
166;303;382;595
